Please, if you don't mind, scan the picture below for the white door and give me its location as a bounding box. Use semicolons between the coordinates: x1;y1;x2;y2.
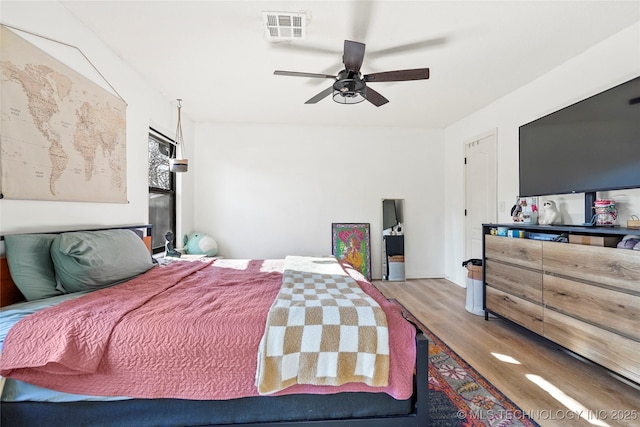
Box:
465;131;497;261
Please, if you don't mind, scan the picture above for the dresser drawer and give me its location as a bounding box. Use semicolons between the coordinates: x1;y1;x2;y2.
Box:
485;235;542;270
485;286;543;334
544;309;640;384
543;274;640;341
485;260;542;303
543;241;640;293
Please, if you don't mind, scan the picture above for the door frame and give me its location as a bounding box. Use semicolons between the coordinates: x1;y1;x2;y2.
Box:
464;128;498;262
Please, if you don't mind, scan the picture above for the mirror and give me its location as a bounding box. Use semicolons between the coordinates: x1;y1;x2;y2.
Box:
382;199;405;281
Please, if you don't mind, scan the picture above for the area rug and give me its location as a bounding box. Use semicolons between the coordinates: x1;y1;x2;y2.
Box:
392;300;540;427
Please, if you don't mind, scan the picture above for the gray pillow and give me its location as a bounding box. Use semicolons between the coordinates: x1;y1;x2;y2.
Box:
4;234;63;301
51;229;154;293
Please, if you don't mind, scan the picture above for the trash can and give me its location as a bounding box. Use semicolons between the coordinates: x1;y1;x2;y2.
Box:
462;259;484;316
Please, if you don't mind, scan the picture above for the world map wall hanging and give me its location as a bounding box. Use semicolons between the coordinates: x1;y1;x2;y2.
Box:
0;25;127;203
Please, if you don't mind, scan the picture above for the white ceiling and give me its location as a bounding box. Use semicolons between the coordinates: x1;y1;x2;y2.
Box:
60;1;640;128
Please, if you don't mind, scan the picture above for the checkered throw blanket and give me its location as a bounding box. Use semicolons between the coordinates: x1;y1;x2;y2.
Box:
256;256;389;395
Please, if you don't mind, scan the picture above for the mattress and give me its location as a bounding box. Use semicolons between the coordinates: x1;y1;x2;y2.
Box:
1;258;414;403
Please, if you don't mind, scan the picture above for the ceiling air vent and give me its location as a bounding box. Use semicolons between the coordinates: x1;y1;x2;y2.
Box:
263;11;306;41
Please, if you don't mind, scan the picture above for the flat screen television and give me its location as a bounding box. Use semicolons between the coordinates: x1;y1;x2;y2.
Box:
519;76;640;200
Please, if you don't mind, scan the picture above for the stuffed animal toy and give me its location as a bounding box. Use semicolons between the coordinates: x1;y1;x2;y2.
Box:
538;200;560;225
183;232;218;256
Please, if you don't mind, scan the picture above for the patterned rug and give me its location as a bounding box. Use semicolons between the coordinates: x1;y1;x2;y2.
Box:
393;300;540;427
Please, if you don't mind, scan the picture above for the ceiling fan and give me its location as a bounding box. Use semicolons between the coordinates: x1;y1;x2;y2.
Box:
274;40;430;107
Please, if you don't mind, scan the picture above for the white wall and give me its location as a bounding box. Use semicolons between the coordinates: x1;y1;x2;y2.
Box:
3;3;638;285
0;2;195;242
443;23;640;286
193;123;444;280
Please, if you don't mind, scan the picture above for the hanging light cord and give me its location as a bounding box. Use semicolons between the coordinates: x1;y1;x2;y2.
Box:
174;99;186;158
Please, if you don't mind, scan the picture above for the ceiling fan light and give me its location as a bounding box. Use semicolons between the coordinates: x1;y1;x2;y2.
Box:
332;76;366;104
332;90;365;104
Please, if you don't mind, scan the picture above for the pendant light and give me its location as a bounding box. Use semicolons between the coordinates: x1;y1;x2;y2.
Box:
169;99;188;173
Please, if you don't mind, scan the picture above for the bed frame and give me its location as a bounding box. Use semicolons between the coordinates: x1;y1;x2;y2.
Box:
0;225;429;426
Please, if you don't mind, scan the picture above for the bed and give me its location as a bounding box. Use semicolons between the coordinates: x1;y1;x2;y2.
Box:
0;225;428;426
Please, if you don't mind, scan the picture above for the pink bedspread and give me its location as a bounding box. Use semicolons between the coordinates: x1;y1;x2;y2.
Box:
0;259;415;400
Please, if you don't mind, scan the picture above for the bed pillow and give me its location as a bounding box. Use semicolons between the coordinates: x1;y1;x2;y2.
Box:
51;229;154;293
4;234;63;301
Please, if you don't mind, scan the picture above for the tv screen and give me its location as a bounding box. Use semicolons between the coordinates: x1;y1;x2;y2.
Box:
519;76;640;197
382;199;397;230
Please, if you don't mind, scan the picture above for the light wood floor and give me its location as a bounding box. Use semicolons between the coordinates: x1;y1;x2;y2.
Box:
373;278;640;427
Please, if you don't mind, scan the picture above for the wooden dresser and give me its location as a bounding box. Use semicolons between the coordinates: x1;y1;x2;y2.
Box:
483;224;640;384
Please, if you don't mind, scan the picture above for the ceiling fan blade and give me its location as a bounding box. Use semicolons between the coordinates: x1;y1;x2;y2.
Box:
350;1;374;42
305;86;334;104
274;70;336;79
364;68;430;82
343;40;365;73
363;86;389;107
367;37;448;58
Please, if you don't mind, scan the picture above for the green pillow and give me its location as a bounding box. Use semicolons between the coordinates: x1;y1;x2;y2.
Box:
51;229;154;293
4;234;63;301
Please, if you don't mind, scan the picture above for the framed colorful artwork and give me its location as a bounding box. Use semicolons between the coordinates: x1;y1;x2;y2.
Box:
331;223;371;280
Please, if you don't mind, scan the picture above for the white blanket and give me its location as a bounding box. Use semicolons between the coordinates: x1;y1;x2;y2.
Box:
256;256;389;395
